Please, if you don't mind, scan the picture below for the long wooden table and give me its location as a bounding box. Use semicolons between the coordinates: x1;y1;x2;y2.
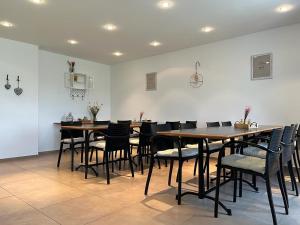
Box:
158;125;281;214
60;123;141;179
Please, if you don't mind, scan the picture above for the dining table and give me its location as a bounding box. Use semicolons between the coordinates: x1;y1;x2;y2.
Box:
157;125;281;215
60;122;141;179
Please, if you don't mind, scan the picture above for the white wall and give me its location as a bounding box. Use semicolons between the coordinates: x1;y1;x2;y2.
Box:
38;50;111;152
111;23;300;127
0;38;39;159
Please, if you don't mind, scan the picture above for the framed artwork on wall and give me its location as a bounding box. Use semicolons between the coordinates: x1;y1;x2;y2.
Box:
146;72;157;91
251;53;272;80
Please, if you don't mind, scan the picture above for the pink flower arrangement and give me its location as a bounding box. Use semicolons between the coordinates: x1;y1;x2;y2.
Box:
244;106;251;123
139;111;144;122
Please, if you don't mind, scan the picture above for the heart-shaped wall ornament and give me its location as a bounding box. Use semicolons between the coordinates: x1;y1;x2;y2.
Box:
4;74;11;90
14;76;23;96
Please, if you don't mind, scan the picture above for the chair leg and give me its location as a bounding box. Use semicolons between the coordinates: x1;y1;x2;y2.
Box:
233;170;237;202
127;148;134;178
157;159;161;169
252;175;257;189
119;150;123;170
111;152;114;173
193;158;198;176
105;151;110;184
295;146;300;180
57;142;63;167
89;149;94;162
214;165;222;218
288;161;299;196
71;144;74;172
293;154;300;183
265;176;278;225
277;171;289;215
138;146;144;175
95;149;99;166
144;156;154;195
239;172;243;197
165;160;168;167
80;143;84;163
177;160;183;205
206;154;210;190
168;160;174;186
280;161;289;208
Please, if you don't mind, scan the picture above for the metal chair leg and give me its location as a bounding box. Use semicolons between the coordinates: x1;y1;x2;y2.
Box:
214;165;222;218
265;176;278;225
233;171;237;202
57;142;63;167
177;160;183;205
277;171;289;215
168;160;174;186
144;156;154;195
105;151;110;184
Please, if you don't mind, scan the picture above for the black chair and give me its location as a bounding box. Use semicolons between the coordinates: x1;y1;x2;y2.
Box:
186;121;197;128
221;121;232;127
207;121;220;127
192;121;224;189
295;125;300;182
214;128;285;225
90;123;134;184
89;120;111;162
291;124;300;184
144;123;199;205
130;122;157;174
166;121;181;130
57;121;84;171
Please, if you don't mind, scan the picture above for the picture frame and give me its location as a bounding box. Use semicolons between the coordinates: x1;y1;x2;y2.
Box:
251;53;272;80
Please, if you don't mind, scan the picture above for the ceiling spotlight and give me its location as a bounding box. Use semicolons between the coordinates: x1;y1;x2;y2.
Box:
0;21;14;27
275;4;294;13
67;39;78;45
157;0;174;9
103;23;117;31
201;26;215;33
149;41;162;47
29;0;46;4
113;51;123;56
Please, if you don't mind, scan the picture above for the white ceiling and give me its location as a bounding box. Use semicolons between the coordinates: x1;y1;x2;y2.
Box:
0;0;300;65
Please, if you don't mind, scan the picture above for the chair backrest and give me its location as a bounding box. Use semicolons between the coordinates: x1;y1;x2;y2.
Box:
94;120;110;125
117;120;132;125
206;121;220;127
266;128;284;175
166;121;180;130
291;124;298;142
280;126;294;164
186;121;197;128
60;121;83;139
139;122;157;146
150;123;174;154
105;123;130;151
180;123;196;130
221;121;232;127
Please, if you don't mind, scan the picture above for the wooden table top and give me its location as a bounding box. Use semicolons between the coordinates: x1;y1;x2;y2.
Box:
158;125;281;139
60;123;141;131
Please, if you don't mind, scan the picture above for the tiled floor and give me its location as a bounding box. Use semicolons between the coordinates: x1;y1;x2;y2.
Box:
0;150;299;225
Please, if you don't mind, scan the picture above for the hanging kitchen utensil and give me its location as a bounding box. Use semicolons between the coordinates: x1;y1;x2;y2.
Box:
14;76;23;96
4;74;11;90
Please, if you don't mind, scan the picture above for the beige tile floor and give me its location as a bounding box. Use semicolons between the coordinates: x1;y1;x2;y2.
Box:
0;150;299;225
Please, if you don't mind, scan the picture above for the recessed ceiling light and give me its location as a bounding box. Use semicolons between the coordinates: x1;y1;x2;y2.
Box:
157;0;174;9
113;51;123;56
201;26;215;33
149;41;162;47
275;4;294;13
0;21;14;28
67;39;78;45
29;0;46;4
103;23;117;31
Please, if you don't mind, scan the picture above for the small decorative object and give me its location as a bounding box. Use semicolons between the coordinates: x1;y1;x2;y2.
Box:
67;60;75;73
251;53;272;80
89;102;103;121
4;74;11;90
139;111;144;122
14;76;23;96
65;112;74;121
234;106;253;129
189;61;203;88
146;72;157;91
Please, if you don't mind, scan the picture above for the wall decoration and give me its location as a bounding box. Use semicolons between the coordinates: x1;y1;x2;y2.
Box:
189;61;203;88
64;73;94;100
14;76;23;96
146;72;157;91
4;74;11;90
251;53;272;80
67;60;75;73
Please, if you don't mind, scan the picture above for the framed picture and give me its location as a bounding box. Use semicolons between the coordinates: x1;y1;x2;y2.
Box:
146;72;157;91
251;53;272;80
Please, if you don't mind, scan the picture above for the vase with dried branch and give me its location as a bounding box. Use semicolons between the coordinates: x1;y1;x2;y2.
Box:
89;102;103;122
